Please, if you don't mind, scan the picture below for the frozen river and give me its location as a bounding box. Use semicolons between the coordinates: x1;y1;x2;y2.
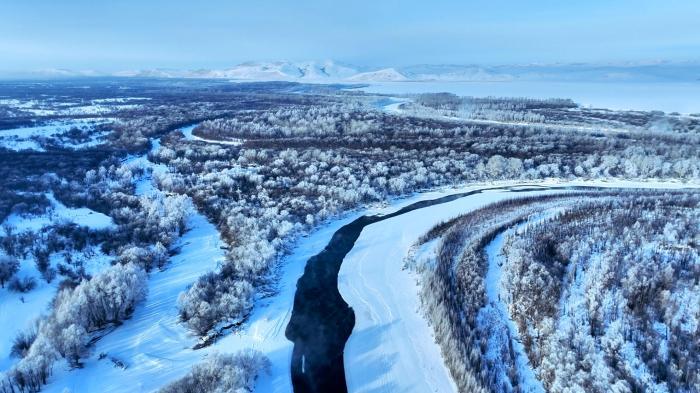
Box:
360;81;700;113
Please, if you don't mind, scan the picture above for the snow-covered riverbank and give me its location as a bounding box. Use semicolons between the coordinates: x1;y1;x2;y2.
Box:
478;215;560;393
180;124;244;146
338;187;563;393
39;123;281;392
338;179;698;393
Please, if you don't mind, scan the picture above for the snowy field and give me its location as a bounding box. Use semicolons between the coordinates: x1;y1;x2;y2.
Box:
1;192;113;234
1;76;697;393
40;125;271;392
0;268;57;371
360;81;700;113
42;212;227;393
0;118;111;151
0;97;148;117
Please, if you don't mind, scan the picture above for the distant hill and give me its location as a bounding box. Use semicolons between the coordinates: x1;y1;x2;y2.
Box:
13;60;700;83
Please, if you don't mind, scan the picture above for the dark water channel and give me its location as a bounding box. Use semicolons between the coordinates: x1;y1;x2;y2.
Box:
285;185;577;393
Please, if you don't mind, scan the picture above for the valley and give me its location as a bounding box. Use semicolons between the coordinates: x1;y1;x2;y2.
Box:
0;78;698;393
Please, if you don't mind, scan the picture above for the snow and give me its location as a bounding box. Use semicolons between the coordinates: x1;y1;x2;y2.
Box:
360;81;700;113
0;97;145;117
2;193;113;233
478;215;565;393
337;179;699;393
41;206;369;393
124;137;168;196
347;68;408;82
119;61;359;81
1;121;102;139
372;97;409;114
40;125;273;392
0;194;114;373
338;187;573;393
0;118;111;151
0;99;57;116
555;246;672;391
180;124;244;146
46;194;114;230
0;259;56;371
372;95;642;134
0;247;113;372
39;127;231;391
42;212;226;393
91;97;150;104
13;179;697;392
127;123;243;197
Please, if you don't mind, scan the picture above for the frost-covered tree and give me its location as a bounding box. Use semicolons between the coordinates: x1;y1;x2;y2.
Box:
158;350;269;393
0;263;148;392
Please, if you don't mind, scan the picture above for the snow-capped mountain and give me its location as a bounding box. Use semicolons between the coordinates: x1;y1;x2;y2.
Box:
12;60;700;83
399;64;514;82
346;68;408;82
186;60;358;81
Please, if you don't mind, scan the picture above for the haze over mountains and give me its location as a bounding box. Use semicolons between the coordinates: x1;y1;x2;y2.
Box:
14;60;700;83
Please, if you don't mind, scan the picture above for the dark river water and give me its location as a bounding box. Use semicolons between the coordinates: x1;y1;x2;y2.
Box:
284;184;576;393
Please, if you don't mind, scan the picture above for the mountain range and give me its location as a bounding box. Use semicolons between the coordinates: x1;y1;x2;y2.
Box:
16;60;700;83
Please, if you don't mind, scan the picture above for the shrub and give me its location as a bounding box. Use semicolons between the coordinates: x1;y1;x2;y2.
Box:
159;350;269;393
8;276;37;293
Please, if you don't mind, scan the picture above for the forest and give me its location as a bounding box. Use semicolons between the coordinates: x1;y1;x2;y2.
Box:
0;78;698;392
409;189;699;393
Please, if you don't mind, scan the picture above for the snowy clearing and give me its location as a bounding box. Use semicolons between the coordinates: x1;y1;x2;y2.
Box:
42;212;227;393
0;264;56;371
0;119;111;151
2;193;113;233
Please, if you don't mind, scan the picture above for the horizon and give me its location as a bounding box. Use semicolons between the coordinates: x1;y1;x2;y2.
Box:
13;57;700;72
2;58;700;82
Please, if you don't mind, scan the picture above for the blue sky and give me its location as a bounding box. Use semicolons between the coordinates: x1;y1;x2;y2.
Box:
1;0;699;72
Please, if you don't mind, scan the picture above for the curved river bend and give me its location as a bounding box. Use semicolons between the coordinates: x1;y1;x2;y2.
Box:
284;184;584;393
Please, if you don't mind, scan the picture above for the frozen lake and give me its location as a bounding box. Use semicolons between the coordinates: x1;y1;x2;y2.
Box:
360;81;700;114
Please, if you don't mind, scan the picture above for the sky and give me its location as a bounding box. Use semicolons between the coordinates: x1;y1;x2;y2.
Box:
1;0;699;73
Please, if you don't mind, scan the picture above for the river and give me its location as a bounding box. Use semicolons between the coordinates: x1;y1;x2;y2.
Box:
285;184;578;392
360;81;700;113
285;180;696;393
